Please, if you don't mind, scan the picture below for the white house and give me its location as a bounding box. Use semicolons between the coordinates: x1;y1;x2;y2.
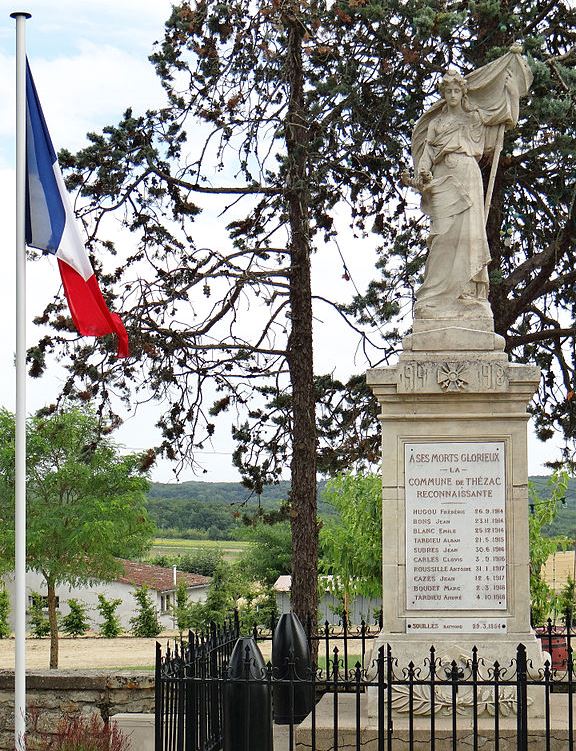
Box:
273;575;382;626
3;559;211;632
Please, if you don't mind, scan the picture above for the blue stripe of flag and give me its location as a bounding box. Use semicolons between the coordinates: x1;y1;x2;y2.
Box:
25;60;66;254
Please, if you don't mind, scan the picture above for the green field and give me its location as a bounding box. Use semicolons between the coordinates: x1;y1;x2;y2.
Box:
150;537;251;562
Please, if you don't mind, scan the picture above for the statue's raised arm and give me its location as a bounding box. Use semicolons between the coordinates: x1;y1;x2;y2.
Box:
406;47;532;320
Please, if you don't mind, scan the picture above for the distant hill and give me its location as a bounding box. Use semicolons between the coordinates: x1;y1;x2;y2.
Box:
145;476;576;541
146;479;333;538
148;478;335;512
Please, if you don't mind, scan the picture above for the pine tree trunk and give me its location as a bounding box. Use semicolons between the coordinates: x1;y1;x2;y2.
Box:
47;577;59;669
284;8;318;630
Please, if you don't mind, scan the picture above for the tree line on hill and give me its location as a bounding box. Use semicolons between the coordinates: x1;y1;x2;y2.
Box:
145;476;576;541
145;479;335;540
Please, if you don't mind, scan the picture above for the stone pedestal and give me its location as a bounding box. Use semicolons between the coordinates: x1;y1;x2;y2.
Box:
366;318;544;714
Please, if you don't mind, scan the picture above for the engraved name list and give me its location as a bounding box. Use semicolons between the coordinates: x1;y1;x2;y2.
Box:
405;442;507;612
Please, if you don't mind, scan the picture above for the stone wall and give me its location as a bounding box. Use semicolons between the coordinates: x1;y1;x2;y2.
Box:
0;671;155;750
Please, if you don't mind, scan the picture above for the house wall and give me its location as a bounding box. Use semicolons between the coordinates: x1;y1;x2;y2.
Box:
2;571;208;632
275;590;381;626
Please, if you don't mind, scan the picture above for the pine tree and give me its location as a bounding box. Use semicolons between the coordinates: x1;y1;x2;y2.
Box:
171;580;194;638
0;586;10;638
28;592;50;638
30;1;576;625
61;598;90;638
130;586;162;638
96;594;123;638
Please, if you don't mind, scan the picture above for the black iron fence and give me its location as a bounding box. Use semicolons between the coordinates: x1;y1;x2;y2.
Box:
155;611;576;751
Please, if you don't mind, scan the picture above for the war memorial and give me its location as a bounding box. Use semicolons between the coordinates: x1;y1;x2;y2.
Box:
154;46;575;751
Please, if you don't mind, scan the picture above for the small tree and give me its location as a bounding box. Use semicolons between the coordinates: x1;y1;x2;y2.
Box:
238;522;292;586
96;594;123;638
28;592;50;638
0;585;10;638
558;576;576;623
0;406;155;667
60;599;90;638
320;473;382;614
529;471;571;626
235;582;278;632
130;585;162;638
171;580;195;638
187;561;244;630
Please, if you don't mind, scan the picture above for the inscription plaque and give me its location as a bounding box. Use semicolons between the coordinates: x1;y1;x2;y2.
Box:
406;618;507;634
405;442;506;611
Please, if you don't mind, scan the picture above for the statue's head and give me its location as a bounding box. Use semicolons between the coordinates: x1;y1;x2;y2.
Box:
438;70;467;95
438;70;470;109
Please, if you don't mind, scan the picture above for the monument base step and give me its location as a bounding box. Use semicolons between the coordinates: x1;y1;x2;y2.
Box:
295;693;573;751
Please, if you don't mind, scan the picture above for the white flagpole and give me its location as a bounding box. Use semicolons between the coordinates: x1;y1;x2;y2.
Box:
11;11;31;751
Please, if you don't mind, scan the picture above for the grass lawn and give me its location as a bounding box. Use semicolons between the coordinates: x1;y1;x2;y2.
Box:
150;538;251;562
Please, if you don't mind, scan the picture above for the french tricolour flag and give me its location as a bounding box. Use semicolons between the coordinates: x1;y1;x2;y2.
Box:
25;61;129;358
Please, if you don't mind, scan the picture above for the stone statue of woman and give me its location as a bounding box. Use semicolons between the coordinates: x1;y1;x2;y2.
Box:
403;47;533;320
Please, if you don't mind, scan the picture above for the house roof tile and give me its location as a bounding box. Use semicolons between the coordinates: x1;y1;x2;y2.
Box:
116;559;210;592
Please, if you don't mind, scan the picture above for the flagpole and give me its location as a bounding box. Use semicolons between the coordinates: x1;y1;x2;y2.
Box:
11;11;31;751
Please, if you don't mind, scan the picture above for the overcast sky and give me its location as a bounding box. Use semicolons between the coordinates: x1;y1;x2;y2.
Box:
0;3;564;484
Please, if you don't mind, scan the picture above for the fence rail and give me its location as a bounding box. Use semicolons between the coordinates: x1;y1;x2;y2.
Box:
155;611;576;751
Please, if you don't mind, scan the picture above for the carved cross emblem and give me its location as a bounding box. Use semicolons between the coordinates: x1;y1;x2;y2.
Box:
437;362;469;391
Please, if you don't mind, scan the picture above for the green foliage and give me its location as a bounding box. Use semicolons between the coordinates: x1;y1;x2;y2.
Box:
148;548;223;577
130;585;162;638
28;592;50;638
61;599;90;638
0;585;10;638
529;472;571;625
145;496;241;538
529;475;576;538
96;594;123;638
320;473;382;606
234;581;278;632
557;575;576;622
238;522;292;585
0;406;155;582
171;580;195;637
0;406;155;665
186;562;240;630
184;560;277;631
148;481;294;504
145;480;335;536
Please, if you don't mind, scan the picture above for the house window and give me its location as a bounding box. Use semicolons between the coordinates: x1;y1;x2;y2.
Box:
28;595;59;610
161;594;171;613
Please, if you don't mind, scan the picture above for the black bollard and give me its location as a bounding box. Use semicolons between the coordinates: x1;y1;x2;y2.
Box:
272;612;315;724
223;637;273;751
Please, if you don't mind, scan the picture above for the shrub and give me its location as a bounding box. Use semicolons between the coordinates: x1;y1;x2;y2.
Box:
61;599;90;638
171;580;195;637
96;594;123;638
28;592;50;638
130;585;162;637
35;713;130;750
148;548;223;577
0;585;10;638
558;576;576;622
235;581;278;631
